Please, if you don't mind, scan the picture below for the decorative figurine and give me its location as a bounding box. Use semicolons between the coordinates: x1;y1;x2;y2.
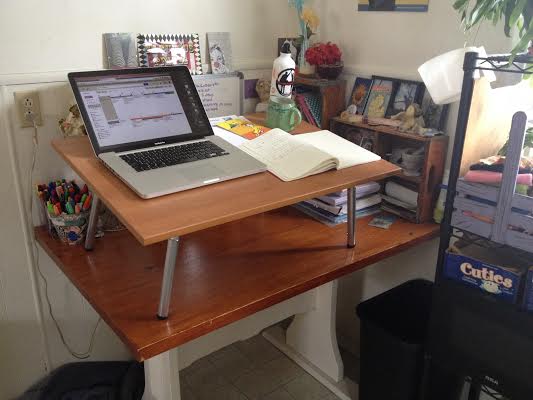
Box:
255;79;271;113
59;104;87;137
391;103;426;135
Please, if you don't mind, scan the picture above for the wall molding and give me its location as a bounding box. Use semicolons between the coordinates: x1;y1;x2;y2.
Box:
0;59;274;86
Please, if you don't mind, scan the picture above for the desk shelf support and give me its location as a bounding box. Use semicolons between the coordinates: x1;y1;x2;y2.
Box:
84;194;101;251
347;187;356;248
158;237;180;319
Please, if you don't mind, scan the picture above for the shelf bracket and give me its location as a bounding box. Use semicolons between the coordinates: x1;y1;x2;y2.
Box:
157;236;180;319
347;187;356;248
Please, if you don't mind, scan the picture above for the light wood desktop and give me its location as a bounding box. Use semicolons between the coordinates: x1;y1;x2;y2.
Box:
39;118;438;399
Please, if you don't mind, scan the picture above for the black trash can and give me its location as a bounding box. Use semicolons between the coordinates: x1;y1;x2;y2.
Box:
356;279;433;400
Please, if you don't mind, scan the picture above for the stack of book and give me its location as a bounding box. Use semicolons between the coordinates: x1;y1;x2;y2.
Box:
293;181;382;226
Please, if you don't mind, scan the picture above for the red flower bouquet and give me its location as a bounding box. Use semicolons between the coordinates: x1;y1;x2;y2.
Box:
305;42;343;79
305;42;342;66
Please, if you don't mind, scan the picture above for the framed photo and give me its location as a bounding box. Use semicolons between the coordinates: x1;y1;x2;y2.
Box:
358;0;429;12
363;76;396;118
137;33;203;75
207;32;233;74
386;79;424;117
103;33;138;69
348;77;373;115
277;38;301;61
421;88;449;131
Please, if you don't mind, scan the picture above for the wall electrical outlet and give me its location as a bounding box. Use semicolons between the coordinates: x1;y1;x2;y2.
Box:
14;90;42;128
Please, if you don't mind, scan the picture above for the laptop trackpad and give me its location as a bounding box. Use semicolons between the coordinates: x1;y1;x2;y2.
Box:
178;164;223;182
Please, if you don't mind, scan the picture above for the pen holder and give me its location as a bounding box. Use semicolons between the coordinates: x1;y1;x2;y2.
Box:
48;210;91;245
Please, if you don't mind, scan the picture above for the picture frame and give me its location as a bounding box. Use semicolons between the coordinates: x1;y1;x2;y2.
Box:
137;33;203;75
363;76;396;118
421;88;449;131
207;32;233;74
386;79;424;117
277;38;301;62
348;77;373;115
103;33;138;69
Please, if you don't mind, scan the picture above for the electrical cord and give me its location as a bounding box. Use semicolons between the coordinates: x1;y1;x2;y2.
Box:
28;116;101;360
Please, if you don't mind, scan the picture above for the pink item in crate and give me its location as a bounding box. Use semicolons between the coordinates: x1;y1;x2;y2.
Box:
463;170;533;186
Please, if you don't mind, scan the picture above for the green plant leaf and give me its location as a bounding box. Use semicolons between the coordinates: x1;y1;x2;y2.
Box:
511;29;533;53
453;0;470;10
510;0;527;27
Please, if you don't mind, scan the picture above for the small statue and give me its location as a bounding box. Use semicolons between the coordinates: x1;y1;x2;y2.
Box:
391;104;426;135
255;79;271;113
59;104;86;137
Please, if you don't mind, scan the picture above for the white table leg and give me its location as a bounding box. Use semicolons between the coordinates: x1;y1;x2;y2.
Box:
286;280;344;382
263;281;356;399
143;348;181;400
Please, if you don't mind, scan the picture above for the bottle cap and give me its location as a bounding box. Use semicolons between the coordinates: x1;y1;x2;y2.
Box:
281;43;291;54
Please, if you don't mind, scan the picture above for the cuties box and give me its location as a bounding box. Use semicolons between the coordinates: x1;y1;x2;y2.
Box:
444;244;528;304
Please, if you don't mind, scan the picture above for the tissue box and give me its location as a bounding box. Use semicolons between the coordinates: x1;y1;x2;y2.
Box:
444;245;526;304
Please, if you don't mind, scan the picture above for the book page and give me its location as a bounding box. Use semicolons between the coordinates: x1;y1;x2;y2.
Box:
240;129;336;181
294;130;381;169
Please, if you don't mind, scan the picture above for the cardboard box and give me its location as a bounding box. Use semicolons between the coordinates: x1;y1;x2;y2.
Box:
444;244;528;304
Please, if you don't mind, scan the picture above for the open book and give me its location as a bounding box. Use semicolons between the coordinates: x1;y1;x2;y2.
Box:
239;129;381;181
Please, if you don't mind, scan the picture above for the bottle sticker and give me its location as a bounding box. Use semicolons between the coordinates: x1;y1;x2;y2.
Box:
276;68;295;97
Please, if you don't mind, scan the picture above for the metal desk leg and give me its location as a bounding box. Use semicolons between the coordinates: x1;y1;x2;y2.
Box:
84;194;101;251
347;187;356;248
157;237;180;320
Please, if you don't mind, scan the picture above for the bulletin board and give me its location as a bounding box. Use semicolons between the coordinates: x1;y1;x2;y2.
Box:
192;72;243;118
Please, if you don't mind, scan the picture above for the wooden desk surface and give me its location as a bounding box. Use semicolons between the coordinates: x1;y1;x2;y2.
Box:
36;208;439;361
51;119;400;245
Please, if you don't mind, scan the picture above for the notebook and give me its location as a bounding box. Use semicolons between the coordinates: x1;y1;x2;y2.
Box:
239;129;381;181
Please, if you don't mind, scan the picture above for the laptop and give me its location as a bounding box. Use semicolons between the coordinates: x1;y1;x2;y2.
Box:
68;67;266;199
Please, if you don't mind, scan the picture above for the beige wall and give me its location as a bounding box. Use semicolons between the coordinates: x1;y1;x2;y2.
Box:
320;1;513;79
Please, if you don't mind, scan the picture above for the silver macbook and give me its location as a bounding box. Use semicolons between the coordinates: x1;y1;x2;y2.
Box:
69;67;266;199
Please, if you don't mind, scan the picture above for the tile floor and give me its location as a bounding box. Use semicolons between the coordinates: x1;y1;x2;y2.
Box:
180;334;341;400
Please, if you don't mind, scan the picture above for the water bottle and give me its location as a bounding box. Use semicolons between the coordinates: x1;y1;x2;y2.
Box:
270;42;295;98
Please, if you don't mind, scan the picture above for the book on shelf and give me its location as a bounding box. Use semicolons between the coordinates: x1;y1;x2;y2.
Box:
302;92;322;127
317;182;381;206
295;94;319;127
293;202;381;226
240;129;381;182
303;193;382;216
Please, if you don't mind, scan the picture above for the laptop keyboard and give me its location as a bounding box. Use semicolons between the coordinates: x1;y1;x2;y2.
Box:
120;141;229;172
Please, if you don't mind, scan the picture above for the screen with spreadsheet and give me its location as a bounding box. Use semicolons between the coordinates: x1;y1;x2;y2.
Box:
75;74;193;148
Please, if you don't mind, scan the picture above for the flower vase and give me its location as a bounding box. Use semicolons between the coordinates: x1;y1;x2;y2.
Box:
298;38;315;76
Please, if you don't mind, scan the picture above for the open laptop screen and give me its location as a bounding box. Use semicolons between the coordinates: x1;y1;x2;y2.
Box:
69;67;213;155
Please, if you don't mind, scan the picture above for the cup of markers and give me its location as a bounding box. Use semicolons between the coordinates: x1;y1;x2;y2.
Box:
37;179;93;245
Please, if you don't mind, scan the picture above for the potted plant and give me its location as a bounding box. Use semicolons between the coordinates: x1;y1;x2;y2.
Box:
305;42;343;80
453;0;533;57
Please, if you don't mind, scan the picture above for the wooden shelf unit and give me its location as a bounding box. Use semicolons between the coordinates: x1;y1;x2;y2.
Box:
294;76;346;130
330;117;449;223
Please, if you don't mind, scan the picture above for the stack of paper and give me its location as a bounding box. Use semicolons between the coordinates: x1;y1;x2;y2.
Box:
294;182;382;226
